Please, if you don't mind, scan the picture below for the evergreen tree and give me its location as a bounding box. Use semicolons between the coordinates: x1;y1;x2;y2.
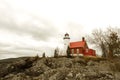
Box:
54;48;59;58
67;46;71;58
42;52;46;58
35;54;39;60
107;32;120;57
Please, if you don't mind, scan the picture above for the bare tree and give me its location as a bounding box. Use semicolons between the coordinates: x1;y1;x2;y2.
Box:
87;27;120;58
87;29;108;58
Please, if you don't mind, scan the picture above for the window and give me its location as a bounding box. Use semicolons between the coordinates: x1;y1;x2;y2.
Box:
71;49;74;54
86;49;89;53
77;49;79;54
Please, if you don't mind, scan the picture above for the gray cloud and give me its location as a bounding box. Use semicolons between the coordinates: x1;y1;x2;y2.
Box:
0;1;59;59
0;1;58;41
0;42;11;47
0;16;58;41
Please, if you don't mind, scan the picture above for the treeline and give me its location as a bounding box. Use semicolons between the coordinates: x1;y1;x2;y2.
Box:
41;47;71;58
87;27;120;58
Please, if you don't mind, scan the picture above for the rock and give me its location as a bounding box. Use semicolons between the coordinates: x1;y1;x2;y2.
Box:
11;73;32;80
3;73;32;80
0;57;120;80
87;60;95;66
115;72;120;80
67;72;73;77
76;73;81;79
73;57;86;65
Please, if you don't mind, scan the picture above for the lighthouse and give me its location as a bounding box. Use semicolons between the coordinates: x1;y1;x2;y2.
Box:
63;33;70;55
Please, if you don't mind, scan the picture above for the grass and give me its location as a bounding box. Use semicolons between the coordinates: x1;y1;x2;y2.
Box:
83;56;106;62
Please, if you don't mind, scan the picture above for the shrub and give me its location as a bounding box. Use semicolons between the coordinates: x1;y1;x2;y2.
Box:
42;52;46;58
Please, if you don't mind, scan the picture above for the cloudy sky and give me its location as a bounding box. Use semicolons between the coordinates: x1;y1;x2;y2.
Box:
0;0;120;59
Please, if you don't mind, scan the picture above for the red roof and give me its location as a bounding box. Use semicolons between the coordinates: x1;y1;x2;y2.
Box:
70;41;85;48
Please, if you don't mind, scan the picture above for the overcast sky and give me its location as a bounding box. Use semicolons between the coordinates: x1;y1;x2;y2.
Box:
0;0;120;59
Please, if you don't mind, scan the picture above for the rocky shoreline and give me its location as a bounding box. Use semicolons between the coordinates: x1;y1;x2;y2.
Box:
0;56;120;80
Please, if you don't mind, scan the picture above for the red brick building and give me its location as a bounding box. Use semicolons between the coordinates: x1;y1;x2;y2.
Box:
69;37;96;56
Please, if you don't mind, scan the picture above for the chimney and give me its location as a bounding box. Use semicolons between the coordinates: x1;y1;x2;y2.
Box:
82;37;85;41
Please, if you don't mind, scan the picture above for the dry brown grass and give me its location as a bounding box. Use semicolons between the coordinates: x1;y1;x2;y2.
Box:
83;56;106;62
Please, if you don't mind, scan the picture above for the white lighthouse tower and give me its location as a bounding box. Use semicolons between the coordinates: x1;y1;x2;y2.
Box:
63;33;70;55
